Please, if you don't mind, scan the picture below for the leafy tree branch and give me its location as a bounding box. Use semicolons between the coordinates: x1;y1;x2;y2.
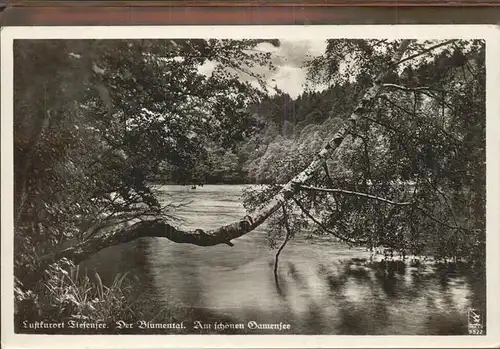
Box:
298;185;413;206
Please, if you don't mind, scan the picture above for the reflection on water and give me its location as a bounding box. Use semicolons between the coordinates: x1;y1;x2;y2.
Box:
82;185;486;335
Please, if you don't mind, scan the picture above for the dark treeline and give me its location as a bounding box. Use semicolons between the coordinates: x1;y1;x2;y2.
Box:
159;83;359;185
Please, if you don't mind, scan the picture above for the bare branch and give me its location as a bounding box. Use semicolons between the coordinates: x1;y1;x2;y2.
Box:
382;83;444;93
292;197;365;246
394;40;456;66
421;176;462;229
299;183;470;234
274;205;292;293
298;185;413;206
347;131;373;188
382;83;455;111
323;163;334;187
414;205;463;231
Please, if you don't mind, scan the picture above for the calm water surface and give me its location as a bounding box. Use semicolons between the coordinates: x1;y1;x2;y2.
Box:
83;185;486;335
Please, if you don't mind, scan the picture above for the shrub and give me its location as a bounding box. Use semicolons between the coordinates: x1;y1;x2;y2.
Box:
24;258;135;324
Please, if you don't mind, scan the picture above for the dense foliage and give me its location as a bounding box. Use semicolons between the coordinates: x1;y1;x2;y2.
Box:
243;39;485;268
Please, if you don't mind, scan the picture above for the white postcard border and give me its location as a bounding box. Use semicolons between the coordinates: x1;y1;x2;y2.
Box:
2;24;500;348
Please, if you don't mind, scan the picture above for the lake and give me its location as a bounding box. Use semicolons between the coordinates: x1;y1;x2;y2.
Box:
82;185;486;335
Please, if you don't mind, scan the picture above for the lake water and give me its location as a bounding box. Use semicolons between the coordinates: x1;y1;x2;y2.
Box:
82;185;486;335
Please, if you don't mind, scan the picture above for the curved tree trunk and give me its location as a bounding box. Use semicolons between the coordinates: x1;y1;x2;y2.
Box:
23;40;412;287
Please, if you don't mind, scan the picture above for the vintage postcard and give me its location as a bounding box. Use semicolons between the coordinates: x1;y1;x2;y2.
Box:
1;25;500;348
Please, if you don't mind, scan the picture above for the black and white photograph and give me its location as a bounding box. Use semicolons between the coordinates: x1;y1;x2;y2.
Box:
1;25;499;348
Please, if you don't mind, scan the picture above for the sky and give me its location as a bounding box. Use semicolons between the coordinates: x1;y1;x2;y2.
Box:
198;39;328;99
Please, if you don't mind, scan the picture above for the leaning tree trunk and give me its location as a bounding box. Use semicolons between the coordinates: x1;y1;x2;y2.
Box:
22;40;412;288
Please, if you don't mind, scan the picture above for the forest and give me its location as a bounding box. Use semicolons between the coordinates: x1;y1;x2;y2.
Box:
13;38;485;331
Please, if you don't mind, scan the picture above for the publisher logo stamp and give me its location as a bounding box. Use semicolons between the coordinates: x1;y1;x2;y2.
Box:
467;308;484;335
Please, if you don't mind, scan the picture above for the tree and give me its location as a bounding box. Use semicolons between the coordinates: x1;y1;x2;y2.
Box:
14;38;277;290
257;39;485;265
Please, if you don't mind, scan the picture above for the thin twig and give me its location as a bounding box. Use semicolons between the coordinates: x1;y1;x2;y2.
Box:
299;185;413;206
378;96;461;146
274;205;292;294
394;40;456;67
382;83;444;93
414;205;463;231
292;197;365;246
421;177;462;229
382;83;455;110
323;163;334;187
348;131;373;189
